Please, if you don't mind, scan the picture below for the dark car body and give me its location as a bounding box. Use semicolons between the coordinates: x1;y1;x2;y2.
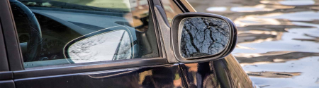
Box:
0;0;254;88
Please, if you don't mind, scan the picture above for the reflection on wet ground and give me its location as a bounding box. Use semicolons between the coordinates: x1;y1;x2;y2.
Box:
188;0;319;87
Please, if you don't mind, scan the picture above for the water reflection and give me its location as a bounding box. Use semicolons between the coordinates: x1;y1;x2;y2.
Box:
188;0;319;87
293;33;319;42
245;57;319;87
247;71;301;78
236;51;319;64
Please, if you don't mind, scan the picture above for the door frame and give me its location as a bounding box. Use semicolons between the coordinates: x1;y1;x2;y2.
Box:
0;0;16;88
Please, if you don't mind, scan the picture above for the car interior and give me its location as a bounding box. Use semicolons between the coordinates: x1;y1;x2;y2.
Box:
10;0;160;68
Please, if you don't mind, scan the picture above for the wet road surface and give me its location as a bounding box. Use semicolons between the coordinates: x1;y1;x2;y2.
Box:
188;0;319;87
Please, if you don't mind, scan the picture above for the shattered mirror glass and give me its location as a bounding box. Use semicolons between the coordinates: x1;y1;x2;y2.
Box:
180;17;230;58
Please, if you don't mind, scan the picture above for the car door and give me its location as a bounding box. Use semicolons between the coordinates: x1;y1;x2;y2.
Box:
1;0;186;88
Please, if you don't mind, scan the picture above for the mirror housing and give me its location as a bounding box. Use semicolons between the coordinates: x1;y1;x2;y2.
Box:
171;12;237;62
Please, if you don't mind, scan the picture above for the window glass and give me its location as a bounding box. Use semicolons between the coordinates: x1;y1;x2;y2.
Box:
10;0;159;68
161;0;183;25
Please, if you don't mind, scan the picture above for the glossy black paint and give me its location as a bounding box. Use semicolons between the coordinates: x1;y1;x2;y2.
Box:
0;0;25;71
15;65;183;88
0;0;18;88
180;55;253;88
0;0;254;88
0;17;9;72
0;80;15;88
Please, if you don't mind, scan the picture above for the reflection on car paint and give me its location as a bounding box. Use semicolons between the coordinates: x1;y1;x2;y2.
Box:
15;65;184;88
180;54;253;88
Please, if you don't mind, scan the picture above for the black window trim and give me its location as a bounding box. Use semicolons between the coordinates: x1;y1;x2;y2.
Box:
0;0;18;86
1;0;170;79
0;10;10;72
174;0;196;12
0;0;24;71
173;0;189;12
14;58;168;79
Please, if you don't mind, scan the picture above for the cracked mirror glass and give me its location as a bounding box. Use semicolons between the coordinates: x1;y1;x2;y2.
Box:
180;17;230;58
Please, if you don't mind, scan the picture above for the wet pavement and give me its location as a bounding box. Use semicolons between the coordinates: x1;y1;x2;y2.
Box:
188;0;319;87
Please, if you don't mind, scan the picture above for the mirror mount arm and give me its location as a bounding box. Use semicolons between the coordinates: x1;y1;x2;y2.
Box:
154;6;178;63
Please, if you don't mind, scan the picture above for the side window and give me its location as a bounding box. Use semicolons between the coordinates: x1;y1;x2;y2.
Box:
10;0;159;68
161;0;183;25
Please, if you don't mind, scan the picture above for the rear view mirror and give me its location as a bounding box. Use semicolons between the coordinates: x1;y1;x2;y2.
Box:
171;13;237;62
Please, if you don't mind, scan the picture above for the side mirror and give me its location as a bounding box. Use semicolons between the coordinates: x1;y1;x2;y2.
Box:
171;13;237;62
64;26;135;63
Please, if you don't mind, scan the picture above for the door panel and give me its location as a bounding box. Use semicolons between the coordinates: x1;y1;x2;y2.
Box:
13;58;167;79
14;65;183;88
0;80;15;88
180;55;253;88
220;55;253;88
0;72;15;88
179;61;223;88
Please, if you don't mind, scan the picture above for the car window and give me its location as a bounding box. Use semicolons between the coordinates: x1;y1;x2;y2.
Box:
161;0;183;25
10;0;159;68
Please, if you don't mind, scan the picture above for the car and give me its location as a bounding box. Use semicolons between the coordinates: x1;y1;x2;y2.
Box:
0;0;256;88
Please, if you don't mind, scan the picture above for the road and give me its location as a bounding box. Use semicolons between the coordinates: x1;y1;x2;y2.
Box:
188;0;319;87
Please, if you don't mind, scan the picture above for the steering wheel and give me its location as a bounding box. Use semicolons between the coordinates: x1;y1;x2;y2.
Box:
10;0;42;61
